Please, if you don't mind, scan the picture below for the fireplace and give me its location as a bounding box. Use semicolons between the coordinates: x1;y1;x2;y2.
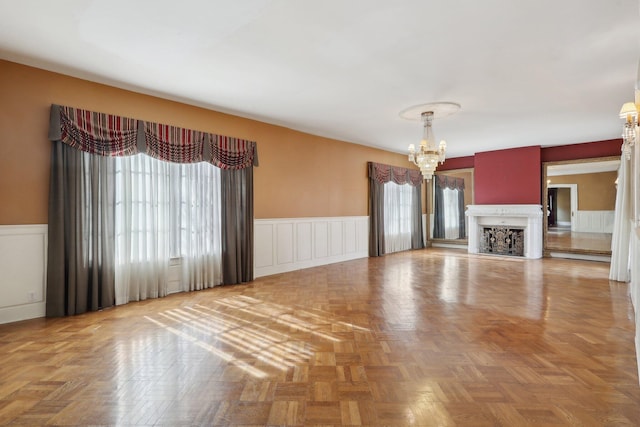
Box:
466;205;543;259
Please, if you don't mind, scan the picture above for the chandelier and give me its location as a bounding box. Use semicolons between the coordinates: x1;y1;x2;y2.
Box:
400;102;460;180
408;111;446;180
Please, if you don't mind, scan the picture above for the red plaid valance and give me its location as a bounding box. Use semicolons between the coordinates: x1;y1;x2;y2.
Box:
51;105;139;156
435;174;465;190
209;135;258;170
49;105;258;169
368;162;422;186
144;122;204;163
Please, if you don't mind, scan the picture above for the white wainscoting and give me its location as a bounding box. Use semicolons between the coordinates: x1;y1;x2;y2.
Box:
0;225;48;325
255;216;368;278
575;210;615;233
632;229;640;382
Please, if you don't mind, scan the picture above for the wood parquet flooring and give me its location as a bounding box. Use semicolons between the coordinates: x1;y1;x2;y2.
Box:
0;248;639;426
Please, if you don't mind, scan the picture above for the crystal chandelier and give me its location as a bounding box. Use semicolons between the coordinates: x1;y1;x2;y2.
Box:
408;111;446;180
401;102;459;180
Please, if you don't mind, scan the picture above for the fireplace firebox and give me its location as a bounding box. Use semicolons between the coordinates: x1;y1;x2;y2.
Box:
480;226;525;256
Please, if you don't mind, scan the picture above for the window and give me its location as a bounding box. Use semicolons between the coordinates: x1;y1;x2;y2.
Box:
113;154;222;303
383;181;415;253
114;154;221;262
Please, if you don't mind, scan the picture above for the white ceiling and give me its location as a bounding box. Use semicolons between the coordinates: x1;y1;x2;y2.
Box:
0;0;638;158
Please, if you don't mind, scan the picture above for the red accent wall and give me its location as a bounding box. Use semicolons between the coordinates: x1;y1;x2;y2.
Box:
541;139;621;162
439;155;474;170
474;146;541;204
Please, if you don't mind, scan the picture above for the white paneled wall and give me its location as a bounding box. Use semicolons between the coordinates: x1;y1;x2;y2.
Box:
0;225;47;324
632;231;640;381
575;210;615;233
254;216;368;277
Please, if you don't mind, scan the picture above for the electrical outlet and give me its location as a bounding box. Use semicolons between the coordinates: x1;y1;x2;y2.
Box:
28;291;35;302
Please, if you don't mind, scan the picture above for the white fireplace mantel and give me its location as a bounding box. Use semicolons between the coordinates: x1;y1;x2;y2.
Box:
466;204;543;259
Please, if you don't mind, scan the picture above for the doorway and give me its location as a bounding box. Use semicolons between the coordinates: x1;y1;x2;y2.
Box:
547;184;577;232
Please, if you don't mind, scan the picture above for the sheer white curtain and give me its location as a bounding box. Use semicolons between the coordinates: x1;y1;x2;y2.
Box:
114;154;170;304
609;155;631;282
384;182;414;253
114;154;222;305
443;188;460;239
177;163;222;291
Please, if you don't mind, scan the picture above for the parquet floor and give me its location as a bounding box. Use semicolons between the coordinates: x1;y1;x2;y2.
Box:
0;248;639;426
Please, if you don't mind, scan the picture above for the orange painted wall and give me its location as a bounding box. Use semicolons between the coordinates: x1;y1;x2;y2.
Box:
548;171;617;211
0;60;412;224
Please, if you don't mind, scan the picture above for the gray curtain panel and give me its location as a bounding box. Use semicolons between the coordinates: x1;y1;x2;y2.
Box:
368;162;386;257
411;183;424;249
457;188;466;239
221;167;254;284
46;142;116;316
433;179;445;239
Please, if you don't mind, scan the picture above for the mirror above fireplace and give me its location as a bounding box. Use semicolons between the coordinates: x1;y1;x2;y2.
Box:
428;168;474;245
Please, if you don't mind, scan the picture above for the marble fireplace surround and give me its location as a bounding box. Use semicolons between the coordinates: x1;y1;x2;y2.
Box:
466;204;543;259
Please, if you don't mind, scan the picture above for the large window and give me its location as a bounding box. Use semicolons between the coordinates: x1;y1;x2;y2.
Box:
47;104;256;317
383;181;415;253
114;155;221;261
113;154;222;304
368;161;423;257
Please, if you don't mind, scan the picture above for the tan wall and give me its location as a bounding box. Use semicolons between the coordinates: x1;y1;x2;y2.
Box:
0;60;413;224
548;171;617;211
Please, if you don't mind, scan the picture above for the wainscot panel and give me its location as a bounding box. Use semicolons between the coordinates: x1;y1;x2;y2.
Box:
0;225;47;324
575;210;615;233
254;217;368;278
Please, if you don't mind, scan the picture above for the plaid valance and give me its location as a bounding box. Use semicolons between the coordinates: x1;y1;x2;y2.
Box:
209;135;257;170
49;105;140;156
48;104;258;168
435;174;465;190
368;162;422;186
144;122;205;163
